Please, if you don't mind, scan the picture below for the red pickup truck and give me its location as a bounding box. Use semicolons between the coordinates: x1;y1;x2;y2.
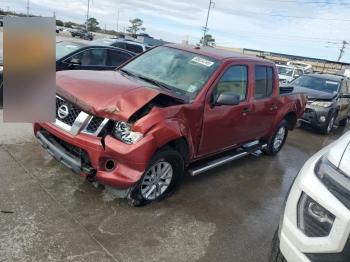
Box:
34;44;306;206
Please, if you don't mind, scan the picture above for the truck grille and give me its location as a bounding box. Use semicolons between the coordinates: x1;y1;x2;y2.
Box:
85;117;104;133
56;96;81;126
54;96;108;136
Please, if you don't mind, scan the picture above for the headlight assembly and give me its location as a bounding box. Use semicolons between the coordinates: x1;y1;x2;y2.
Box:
297;193;335;237
113;121;143;145
311;101;333;108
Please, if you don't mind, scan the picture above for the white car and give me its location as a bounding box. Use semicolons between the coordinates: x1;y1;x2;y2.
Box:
271;130;350;261
277;65;304;84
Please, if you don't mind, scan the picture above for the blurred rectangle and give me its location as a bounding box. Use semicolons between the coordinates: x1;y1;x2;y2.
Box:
3;17;55;122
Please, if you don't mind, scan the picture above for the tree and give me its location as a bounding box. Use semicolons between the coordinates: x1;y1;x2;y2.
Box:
86;17;99;32
200;34;216;47
56;19;64;26
127;18;146;37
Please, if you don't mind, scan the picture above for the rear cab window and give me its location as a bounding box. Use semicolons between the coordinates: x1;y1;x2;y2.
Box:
255;65;274;99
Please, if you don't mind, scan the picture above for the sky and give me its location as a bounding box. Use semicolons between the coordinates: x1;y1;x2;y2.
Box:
3;0;350;63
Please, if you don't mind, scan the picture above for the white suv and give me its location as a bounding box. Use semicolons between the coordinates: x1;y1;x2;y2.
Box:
272;131;350;262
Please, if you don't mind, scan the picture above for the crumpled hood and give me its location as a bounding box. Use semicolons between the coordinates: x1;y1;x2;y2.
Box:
56;70;169;121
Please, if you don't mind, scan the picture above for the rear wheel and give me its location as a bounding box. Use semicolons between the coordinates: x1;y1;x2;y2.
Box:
338;117;348;127
264;120;288;155
128;148;184;207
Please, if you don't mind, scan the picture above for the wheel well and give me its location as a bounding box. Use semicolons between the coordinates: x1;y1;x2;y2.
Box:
284;112;297;130
163;138;190;165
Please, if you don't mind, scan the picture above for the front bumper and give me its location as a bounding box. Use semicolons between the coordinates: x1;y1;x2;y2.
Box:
34;122;157;189
300;106;332;129
280;147;350;262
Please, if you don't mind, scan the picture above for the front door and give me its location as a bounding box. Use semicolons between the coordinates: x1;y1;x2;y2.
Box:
198;64;253;156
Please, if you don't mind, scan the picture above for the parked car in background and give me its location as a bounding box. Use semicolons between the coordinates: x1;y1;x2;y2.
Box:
0;15;4;27
70;29;94;41
0;42;135;108
34;44;306;206
290;73;350;134
92;38;151;53
277;64;304;84
271;130;350;262
287;61;313;73
56;41;135;71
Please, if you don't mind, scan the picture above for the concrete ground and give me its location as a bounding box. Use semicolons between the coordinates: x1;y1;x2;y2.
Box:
1;108;349;262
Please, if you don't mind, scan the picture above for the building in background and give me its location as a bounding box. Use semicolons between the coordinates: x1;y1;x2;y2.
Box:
217;46;350;74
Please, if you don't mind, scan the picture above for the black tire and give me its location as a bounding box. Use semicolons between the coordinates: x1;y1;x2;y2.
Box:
263;120;289;155
270;229;287;262
319;113;336;135
338;117;348;127
128;148;184;207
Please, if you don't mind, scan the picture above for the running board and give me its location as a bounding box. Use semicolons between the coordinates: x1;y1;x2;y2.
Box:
188;141;267;176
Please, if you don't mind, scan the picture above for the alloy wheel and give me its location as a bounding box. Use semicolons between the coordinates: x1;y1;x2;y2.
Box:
273;126;286;151
140;161;173;201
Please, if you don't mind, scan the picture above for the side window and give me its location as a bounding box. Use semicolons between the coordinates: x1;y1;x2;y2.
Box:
106;50;133;66
126;43;143;53
214;65;248;102
347;81;350;93
67;49;107;66
255;66;274;99
112;42;126;50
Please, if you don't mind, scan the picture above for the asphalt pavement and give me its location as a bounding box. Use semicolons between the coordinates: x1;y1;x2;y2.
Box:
1;108;349;262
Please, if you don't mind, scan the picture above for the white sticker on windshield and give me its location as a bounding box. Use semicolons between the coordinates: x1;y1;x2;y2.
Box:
191;56;214;67
325;81;338;86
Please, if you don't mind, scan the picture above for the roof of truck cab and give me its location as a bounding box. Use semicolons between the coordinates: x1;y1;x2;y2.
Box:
165;44;272;63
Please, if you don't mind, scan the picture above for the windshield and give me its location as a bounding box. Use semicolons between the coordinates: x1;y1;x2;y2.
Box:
277;65;294;77
292;75;340;94
56;42;82;60
121;46;220;100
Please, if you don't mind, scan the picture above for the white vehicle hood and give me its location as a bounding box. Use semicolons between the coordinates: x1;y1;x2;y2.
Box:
327;131;350;176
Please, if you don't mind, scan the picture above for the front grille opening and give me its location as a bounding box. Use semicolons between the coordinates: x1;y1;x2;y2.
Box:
86;117;104;133
56;97;81;126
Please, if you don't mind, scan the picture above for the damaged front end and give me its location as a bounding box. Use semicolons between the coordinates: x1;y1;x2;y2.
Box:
34;92;185;192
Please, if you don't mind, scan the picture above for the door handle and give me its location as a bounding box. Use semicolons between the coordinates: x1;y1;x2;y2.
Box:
269;104;278;110
242;107;250;114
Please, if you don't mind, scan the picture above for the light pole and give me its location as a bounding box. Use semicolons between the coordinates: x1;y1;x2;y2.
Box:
86;0;91;31
202;0;215;46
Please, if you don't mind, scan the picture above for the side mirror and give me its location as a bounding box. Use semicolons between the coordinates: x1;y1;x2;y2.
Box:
340;93;350;99
215;92;241;106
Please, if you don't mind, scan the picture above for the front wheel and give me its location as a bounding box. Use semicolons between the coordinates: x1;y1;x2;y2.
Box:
320;113;335;135
263;120;288;155
128;148;184;207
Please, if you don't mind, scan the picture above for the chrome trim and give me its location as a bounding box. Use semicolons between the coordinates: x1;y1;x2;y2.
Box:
53;95;107;136
189;152;249;176
70;112;91;135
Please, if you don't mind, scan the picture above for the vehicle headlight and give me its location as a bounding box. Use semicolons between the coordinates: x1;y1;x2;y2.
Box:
311;101;333;108
297;193;335;237
0;66;3;72
112;121;143;145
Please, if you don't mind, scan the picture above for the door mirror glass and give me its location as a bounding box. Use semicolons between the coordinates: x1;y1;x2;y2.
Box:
215;92;241;106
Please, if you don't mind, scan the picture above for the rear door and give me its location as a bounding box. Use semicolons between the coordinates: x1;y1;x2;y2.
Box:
198;63;254;156
338;80;350;120
246;65;279;138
